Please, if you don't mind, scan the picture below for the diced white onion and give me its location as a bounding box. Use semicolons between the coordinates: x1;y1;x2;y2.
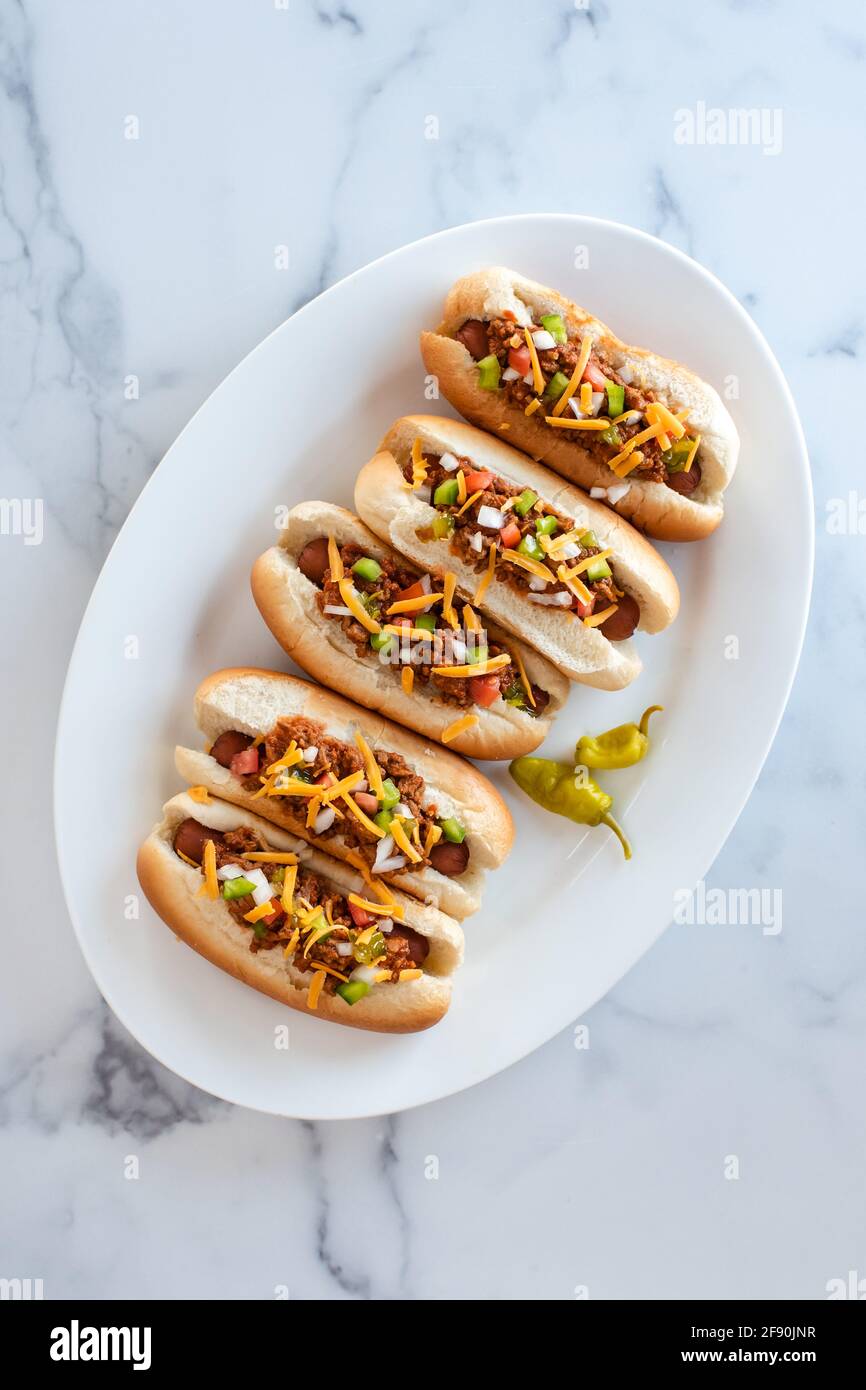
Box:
439;452;459;472
523;372;535;387
416;484;432;504
469;531;483;553
528;576;547;592
607;483;631;503
302;745;318;763
618;409;642;427
501;366;520;381
374;834;395;867
350;964;380;986
313;807;336;833
335;942;354;958
590;487;607;499
449;638;468;663
531;330;556;351
373;855;407;875
568;397;586;419
560;542;580;559
246;868;273;906
393;802;412;818
590;391;605;416
217;863;245;881
477;505;505;530
618;365;634;385
323;604;353;617
377;917;394;935
420;574;432;594
528;590;573;607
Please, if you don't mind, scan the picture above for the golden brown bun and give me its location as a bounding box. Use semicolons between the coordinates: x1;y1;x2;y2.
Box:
250;501;570;759
420;267;739;542
175;667;514;920
356;416;680;689
137;792;463;1034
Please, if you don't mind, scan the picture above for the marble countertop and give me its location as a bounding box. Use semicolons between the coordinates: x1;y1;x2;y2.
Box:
3;0;864;1299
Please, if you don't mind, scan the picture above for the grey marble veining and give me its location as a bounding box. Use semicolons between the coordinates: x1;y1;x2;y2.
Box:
2;0;864;1299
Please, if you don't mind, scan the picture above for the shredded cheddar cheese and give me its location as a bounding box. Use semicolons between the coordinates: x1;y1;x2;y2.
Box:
409;436;428;490
401;666;414;695
348;894;405;921
557;563;593;606
307;969;326;1009
646;400;686;439
341;792;385;838
579;381;593;413
523;327;546;396
462;603;481;631
423;823;443;855
525;397;542;416
327;536;343;582
176;848;199;868
390;818;423;863
187;785;210;804
338;578;381;634
441;713;480;744
320;770;365;804
473;543;497;606
552;335;592;416
243;852;299;864
387;593;443;615
683;433;701;471
354;732;385;801
399;969;423;982
305;794;322;829
512;644;536;708
196;839;219;900
442;572;459;629
583;603;619;629
571;547;613;577
282;925;300;958
244;899;277;924
309;961;349;983
281;864;297;916
499;550;556;584
434;652;512;678
267;777;321;797
455;489;485;518
456;469;467;505
544;415;612;431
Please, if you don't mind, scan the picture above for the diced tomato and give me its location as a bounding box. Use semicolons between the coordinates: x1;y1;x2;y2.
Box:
575;594;596;620
581;357;608;392
229;747;259;777
508;345;531;376
394;578;429;603
464;469;494;493
354;792;379;815
499;521;521;549
260;900;286;927
348;899;375;929
316;770;337;788
502;309;516;322
469;675;501;708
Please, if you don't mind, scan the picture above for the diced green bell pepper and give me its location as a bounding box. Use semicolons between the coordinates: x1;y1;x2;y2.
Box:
543;371;570;402
540;313;567;345
604;382;625;417
513;488;538;517
380;778;400;811
352;556;382;583
222;877;256;900
433;478;460;506
477;355;501;390
439;816;466;844
337;980;371;1006
432;513;455;539
535;514;559;537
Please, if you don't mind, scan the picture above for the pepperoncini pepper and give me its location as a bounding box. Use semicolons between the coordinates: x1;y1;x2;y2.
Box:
575;705;663;771
508;757;632;860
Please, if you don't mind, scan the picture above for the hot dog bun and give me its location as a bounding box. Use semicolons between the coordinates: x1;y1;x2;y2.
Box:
174;668;514;921
420;267;738;541
354;416;679;690
137;792;463;1033
251;501;570;759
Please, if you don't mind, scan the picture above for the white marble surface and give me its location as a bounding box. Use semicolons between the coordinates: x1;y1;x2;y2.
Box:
2;0;864;1299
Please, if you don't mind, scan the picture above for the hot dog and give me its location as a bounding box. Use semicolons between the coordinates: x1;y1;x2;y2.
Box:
353;417;680;690
251;501;570;759
174;668;514;920
420;267;739;541
137;792;463;1033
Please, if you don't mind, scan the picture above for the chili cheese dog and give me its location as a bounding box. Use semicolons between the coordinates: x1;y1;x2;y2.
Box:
251;501;570;759
354;416;679;690
174;668;514;921
137;792;463;1033
420;267;739;541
